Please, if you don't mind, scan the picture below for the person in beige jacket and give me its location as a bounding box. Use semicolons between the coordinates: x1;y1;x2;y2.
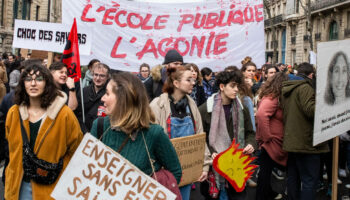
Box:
0;61;8;103
150;65;211;200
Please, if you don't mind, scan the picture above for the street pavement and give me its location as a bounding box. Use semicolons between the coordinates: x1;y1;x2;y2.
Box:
190;171;350;200
1;164;349;200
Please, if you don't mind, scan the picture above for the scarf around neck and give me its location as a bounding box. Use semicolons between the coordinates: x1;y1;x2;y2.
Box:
209;93;240;153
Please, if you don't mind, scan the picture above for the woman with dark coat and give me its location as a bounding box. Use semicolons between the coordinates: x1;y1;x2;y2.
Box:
255;72;289;200
187;63;206;106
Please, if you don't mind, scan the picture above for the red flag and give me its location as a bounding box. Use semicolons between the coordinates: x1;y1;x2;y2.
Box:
61;18;81;82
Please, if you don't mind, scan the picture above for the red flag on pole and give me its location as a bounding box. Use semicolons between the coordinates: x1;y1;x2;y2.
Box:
61;18;81;82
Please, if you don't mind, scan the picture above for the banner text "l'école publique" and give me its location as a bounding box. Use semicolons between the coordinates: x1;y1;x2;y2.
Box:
62;0;265;71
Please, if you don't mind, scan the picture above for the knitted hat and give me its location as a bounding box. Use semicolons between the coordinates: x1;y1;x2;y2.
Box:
163;49;183;65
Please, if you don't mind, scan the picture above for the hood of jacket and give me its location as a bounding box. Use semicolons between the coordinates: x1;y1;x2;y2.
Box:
150;64;164;82
85;69;93;81
19;91;67;120
282;79;311;98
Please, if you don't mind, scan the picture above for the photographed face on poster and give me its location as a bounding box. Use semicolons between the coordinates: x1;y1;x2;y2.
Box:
324;51;350;105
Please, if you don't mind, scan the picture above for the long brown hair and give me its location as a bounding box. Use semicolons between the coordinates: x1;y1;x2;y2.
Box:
185;63;203;85
324;51;350;105
109;72;155;133
258;72;288;100
163;65;191;94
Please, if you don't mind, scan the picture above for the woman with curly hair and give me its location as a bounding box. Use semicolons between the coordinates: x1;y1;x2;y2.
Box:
199;70;256;200
5;64;82;200
255;72;289;200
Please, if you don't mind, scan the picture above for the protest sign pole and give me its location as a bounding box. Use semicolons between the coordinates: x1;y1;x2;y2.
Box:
331;136;339;200
79;78;85;123
47;52;53;67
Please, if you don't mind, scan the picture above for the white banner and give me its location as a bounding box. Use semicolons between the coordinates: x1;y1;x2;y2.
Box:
313;40;350;145
12;20;92;55
51;133;176;200
62;0;265;71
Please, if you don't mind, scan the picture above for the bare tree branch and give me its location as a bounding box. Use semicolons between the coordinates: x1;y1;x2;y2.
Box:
300;0;307;12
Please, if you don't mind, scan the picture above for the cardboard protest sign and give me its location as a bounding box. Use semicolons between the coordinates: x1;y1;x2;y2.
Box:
12;19;92;55
51;133;176;200
62;0;265;71
171;133;206;187
313;40;350;145
213;139;257;192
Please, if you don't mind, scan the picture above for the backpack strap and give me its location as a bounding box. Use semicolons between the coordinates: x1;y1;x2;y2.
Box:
97;117;104;139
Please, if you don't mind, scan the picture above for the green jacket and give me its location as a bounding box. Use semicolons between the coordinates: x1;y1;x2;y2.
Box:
282;79;329;153
90;117;182;183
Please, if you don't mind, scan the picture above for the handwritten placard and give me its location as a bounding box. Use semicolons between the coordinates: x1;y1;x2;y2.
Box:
51;133;176;200
171;133;206;187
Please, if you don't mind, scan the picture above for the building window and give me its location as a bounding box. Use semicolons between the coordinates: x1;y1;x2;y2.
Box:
329;21;338;40
291;25;297;36
13;0;19;26
347;12;350;29
0;0;4;27
278;5;280;15
316;18;321;33
266;32;269;49
295;0;300;13
292;50;296;65
22;0;31;20
36;6;40;21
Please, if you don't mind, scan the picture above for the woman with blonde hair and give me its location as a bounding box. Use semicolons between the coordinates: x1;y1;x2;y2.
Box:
0;61;8;103
90;72;182;194
150;65;211;200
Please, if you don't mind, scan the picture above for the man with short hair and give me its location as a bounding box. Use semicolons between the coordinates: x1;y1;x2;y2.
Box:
150;49;183;100
75;63;110;133
282;62;329;200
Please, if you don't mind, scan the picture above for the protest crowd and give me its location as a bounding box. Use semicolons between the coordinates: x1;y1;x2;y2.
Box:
0;48;348;200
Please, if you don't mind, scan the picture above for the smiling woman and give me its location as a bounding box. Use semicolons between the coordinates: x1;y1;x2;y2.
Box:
324;51;350;105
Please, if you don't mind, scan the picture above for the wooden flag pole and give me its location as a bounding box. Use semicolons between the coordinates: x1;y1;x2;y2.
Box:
331;136;339;200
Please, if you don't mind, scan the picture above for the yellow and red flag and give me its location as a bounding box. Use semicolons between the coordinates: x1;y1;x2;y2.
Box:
213;139;257;192
61;18;81;82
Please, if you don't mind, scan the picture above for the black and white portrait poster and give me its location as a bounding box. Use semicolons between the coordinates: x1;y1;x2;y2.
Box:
314;40;350;146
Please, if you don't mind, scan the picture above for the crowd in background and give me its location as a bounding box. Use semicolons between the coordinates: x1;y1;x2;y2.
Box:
0;49;349;200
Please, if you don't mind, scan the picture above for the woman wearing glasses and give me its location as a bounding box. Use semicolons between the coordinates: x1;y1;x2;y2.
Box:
150;65;211;200
5;64;82;200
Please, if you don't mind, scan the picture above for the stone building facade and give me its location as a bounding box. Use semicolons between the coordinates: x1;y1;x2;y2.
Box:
266;0;350;65
0;0;62;56
264;0;288;64
311;0;350;51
